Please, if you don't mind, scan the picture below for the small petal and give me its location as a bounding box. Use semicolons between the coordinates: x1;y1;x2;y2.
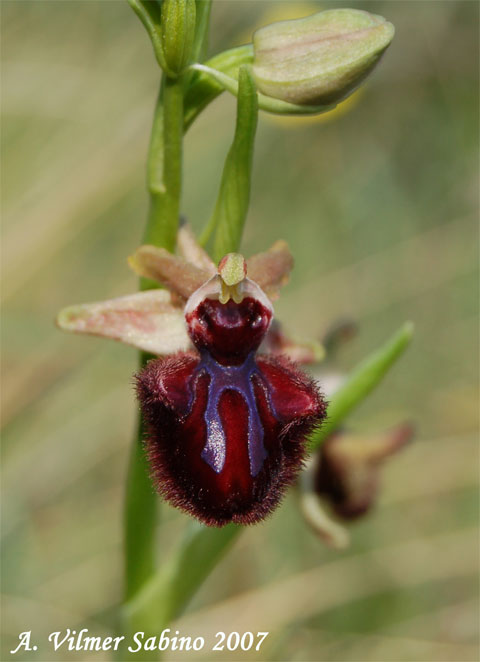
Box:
56;290;191;355
177;223;216;275
262;320;325;364
129;245;212;300
246;240;293;299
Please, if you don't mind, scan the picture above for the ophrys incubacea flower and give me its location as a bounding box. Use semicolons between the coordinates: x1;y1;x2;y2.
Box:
57;226;327;526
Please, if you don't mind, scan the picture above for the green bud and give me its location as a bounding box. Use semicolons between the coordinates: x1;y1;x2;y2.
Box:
252;8;394;106
161;0;196;76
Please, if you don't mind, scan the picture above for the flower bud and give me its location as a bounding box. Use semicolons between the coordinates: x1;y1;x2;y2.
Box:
252;8;394;105
160;0;196;76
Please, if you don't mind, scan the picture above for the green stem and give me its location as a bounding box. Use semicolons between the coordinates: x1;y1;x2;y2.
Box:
124;407;157;600
124;74;185;611
144;77;184;253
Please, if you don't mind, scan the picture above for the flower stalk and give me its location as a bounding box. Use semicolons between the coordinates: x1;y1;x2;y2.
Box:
124;414;157;601
122;76;187;662
123;79;185;638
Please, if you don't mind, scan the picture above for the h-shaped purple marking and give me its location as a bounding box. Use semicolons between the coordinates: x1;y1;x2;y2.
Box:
195;351;271;477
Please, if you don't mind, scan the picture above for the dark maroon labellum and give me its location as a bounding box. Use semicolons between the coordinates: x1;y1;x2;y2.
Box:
136;278;326;526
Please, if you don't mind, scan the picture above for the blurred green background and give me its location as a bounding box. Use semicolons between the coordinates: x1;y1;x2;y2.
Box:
1;1;478;660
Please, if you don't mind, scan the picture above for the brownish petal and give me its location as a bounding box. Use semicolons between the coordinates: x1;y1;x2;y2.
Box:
246;240;294;299
129;245;212;300
262;320;325;364
177;224;216;275
56;290;191;355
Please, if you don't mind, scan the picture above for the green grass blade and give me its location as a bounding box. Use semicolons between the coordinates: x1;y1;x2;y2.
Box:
309;321;414;450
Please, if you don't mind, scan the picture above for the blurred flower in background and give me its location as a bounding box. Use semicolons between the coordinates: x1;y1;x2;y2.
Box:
314;422;415;521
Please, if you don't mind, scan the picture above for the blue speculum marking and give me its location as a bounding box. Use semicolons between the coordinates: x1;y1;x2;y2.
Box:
196;351;271;477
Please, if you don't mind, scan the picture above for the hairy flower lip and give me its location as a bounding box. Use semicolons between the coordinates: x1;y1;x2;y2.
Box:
137;353;326;526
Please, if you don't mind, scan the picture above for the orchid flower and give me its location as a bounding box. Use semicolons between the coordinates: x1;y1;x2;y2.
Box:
57;226;327;526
